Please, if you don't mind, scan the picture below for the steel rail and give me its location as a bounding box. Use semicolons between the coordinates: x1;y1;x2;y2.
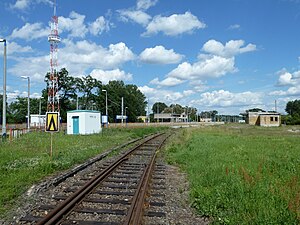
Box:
35;133;163;225
124;134;168;225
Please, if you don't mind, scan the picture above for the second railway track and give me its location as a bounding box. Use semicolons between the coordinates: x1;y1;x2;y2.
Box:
20;133;169;225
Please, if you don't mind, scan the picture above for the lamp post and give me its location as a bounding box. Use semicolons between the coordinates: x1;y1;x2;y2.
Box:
125;106;128;127
39;96;43;115
76;94;79;110
39;96;43;128
0;39;6;138
21;76;30;131
121;97;124;125
102;89;108;127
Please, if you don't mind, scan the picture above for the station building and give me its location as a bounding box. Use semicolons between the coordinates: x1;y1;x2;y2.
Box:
246;111;281;127
154;113;188;123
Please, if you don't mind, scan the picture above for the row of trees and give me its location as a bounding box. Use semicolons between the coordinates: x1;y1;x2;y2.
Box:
151;102;198;121
2;68;219;124
1;69;223;124
0;67;219;124
151;102;218;122
1;68;148;123
7;68;299;126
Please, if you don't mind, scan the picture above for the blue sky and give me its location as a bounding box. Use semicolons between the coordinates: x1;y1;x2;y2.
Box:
1;0;300;115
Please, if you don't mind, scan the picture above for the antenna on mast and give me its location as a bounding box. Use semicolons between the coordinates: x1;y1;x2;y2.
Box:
53;0;56;16
47;0;60;112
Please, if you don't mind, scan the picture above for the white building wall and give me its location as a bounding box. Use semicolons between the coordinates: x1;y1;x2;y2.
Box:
30;114;46;127
84;112;101;134
67;110;101;135
67;113;75;134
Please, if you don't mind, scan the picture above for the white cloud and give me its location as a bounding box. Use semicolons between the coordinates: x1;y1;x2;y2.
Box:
191;90;263;108
90;69;132;84
8;55;49;82
60;40;135;72
118;0;157;26
139;45;184;64
277;71;293;86
190;80;209;92
60;12;112;37
159;39;256;87
270;68;300;97
10;22;49;41
9;40;135;83
89;16;110;35
10;11;111;41
10;0;52;11
118;10;152;26
168;56;236;80
7;91;21;102
275;69;300;86
270;85;300;96
10;0;30;10
202;39;256;58
138;85;191;106
183;90;195;96
36;0;52;5
143;11;206;36
136;0;158;10
59;11;88;38
228;24;241;30
150;77;186;87
0;41;33;55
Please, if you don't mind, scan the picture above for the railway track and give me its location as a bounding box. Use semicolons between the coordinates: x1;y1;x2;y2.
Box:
20;133;169;225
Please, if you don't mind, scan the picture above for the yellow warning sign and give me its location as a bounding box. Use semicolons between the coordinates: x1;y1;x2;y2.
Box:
46;112;59;132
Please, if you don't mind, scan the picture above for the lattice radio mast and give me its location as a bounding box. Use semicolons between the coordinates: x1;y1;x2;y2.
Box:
47;0;60;112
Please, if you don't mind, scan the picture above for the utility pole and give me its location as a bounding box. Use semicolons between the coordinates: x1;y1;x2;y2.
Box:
157;103;159;123
21;76;30;131
102;89;108;127
147;97;149;124
121;97;124;125
0;39;6;138
39;96;43;128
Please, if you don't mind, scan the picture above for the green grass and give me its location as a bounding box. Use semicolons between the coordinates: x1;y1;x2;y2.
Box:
0;126;168;217
165;125;300;224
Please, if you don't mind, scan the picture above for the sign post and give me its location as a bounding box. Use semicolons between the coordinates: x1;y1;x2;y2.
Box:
45;112;59;158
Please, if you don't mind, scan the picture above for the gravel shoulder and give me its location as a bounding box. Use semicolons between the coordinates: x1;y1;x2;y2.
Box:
165;165;210;225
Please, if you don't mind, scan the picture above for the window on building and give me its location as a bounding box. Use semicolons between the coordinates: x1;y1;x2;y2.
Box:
275;117;278;122
270;117;274;122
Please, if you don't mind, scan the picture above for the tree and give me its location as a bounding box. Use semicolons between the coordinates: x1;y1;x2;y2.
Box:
200;110;218;121
169;104;185;114
187;106;198;121
152;102;168;114
97;81;147;123
285;99;300;125
286;100;300;116
41;68;147;123
124;84;146;122
78;75;102;110
8;97;42;124
246;108;265;113
44;68;81;121
8;97;27;123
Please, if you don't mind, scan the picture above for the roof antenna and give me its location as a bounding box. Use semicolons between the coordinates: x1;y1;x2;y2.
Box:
53;0;56;16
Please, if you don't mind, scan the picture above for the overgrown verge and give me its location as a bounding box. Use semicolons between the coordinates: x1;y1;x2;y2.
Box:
165;125;300;224
0;126;168;217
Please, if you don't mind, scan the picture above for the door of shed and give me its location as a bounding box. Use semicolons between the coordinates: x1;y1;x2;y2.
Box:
72;116;79;134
